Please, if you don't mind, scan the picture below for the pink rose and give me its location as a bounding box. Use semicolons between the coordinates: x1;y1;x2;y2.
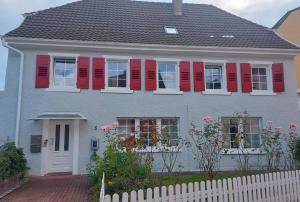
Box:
202;115;214;124
119;136;126;142
263;128;269;134
112;121;119;128
101;124;113;133
130;132;135;137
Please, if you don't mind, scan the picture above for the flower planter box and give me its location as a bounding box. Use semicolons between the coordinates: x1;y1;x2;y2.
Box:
0;172;27;198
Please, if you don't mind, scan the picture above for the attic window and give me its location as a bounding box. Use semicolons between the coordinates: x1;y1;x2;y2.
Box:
164;27;178;34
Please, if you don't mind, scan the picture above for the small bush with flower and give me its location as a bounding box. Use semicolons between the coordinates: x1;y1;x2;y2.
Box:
186;116;223;180
88;122;153;200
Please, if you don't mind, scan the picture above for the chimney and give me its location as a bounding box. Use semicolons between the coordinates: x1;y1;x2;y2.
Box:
172;0;183;16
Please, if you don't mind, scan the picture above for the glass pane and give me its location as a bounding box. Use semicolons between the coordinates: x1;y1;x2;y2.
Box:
222;133;230;149
55;125;60;151
251;134;261;148
259;68;266;75
64;125;69;151
158;64;167;72
108;61;127;88
108;78;118;87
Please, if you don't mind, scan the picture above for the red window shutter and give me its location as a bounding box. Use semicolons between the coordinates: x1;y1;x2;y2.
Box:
180;61;191;91
272;63;285;92
92;57;105;90
35;55;50;88
240;63;252;93
77;57;90;89
193;61;205;92
145;59;157;91
226;63;238;92
130;59;142;90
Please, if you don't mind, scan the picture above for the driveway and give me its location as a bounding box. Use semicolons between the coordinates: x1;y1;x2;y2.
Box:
1;175;91;202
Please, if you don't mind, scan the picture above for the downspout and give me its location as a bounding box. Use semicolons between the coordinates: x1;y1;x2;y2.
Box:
1;38;24;147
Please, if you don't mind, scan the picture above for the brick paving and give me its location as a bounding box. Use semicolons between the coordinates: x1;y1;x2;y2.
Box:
0;175;91;202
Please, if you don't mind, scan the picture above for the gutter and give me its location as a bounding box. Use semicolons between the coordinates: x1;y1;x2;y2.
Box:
1;38;24;147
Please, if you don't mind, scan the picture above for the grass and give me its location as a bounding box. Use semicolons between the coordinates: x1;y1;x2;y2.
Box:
156;171;264;187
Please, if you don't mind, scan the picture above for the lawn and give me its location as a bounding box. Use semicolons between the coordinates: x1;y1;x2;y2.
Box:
156;171;264;187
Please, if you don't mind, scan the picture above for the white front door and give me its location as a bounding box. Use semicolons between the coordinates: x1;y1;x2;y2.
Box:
48;121;73;173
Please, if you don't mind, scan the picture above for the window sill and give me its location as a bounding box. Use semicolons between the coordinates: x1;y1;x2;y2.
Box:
153;90;183;95
101;88;133;94
133;146;182;153
202;90;231;95
222;148;266;155
46;87;80;93
250;91;276;96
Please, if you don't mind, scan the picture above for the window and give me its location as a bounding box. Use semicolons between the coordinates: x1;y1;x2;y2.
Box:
140;119;157;146
118;119;135;137
161;119;179;146
158;63;178;90
205;64;224;90
117;118;179;148
222;117;262;149
107;60;128;88
55;125;60;151
164;27;178;34
252;65;269;91
53;58;76;88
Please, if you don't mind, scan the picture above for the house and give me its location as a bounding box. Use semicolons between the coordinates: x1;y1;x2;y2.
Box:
273;7;300;107
1;0;299;176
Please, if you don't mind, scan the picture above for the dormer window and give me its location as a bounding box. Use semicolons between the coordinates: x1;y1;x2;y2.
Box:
164;27;178;34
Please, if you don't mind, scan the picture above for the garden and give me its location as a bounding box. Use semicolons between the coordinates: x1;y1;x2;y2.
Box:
87;112;300;201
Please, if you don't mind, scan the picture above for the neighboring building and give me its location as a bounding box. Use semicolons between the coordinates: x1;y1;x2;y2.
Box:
1;0;300;176
273;7;300;106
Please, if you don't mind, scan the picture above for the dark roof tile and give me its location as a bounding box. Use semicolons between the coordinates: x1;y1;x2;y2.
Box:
5;0;299;49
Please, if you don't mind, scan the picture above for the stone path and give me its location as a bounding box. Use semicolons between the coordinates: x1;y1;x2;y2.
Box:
0;175;91;202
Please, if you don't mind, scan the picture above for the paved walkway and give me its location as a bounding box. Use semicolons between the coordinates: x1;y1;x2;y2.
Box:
1;175;91;202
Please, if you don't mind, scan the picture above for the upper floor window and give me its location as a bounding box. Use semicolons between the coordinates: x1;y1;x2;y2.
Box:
158;62;178;90
252;65;271;91
205;64;224;90
53;58;76;88
107;60;128;88
222;117;262;150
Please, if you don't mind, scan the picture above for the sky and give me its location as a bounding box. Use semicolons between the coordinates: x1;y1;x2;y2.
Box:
0;0;299;90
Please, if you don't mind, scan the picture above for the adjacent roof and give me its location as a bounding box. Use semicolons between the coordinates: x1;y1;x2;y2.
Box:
273;7;300;29
4;0;299;49
30;112;87;120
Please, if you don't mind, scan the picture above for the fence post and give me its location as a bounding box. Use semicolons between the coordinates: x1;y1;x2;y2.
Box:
260;174;266;201
285;171;291;202
175;184;181;202
138;189;144;202
130;191;137;202
161;186;167;202
227;178;233;202
188;183;194;201
237;177;243;202
146;188;152;202
217;179;223;202
122;193;129;202
207;180;212;202
194;182;200;202
104;195;111;202
169;185;174;202
212;180;218;202
222;179;228;202
112;194;119;202
247;175;253;201
251;174;257;201
256;174;262;201
182;183;187;202
232;178;238;202
296;170;300;200
154;187;160;202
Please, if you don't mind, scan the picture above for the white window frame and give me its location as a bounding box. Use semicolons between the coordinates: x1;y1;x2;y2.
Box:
117;117;180;152
101;57;133;94
153;59;183;95
202;60;231;95
250;62;276;96
221;117;264;155
46;53;80;92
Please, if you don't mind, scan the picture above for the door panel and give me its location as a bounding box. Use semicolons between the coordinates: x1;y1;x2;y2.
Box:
48;121;73;173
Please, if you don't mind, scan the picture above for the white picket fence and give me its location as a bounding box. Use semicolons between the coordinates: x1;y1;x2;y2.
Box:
102;170;300;202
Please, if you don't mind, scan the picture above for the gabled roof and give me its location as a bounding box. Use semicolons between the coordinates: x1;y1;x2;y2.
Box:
273;7;300;29
4;0;299;49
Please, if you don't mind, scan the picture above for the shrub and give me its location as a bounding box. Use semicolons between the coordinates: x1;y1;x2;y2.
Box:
88;147;152;200
295;139;300;163
0;142;27;181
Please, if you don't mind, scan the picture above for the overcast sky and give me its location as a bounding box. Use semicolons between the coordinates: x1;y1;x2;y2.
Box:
0;0;299;90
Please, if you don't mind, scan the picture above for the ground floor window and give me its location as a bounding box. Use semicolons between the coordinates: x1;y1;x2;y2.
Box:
117;118;179;147
221;117;262;149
